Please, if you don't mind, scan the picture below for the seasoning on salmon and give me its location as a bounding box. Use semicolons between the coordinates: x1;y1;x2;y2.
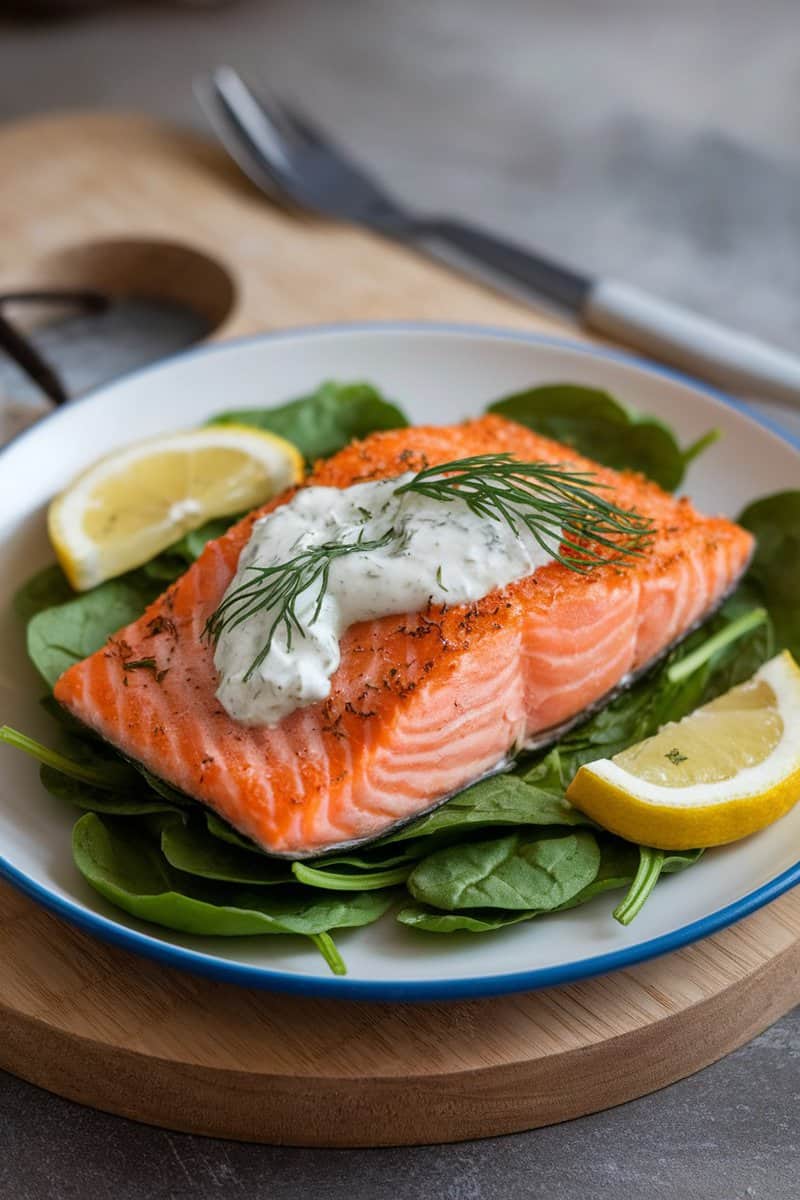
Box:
53;416;754;858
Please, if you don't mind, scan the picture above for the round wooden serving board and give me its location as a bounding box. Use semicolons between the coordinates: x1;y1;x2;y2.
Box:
2;879;799;1146
0;112;798;1146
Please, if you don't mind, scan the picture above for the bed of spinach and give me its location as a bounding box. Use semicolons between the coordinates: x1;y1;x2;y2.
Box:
74;813;392;975
3;378;798;974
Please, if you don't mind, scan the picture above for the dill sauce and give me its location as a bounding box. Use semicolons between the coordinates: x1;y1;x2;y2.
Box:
214;474;553;726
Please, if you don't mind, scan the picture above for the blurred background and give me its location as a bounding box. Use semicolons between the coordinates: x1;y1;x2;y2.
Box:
1;0;798;347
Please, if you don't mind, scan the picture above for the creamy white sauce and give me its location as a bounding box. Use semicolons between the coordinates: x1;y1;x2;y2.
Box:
214;473;555;726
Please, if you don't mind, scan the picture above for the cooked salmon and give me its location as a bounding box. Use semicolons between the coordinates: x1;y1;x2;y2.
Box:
54;416;754;857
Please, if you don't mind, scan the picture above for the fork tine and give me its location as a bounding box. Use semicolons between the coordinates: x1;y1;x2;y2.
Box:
263;94;330;150
211;67;297;178
267;93;363;170
255;87;311;147
194;75;293;205
203;67;402;225
261;89;395;211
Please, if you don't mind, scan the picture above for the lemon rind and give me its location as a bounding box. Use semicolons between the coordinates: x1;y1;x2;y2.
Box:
577;653;800;808
566;652;800;849
47;425;303;591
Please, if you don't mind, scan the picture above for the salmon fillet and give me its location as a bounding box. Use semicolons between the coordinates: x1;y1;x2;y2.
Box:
54;416;754;857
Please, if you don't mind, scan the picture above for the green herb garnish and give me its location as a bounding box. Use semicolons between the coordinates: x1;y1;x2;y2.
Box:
123;657;169;684
204;532;394;682
665;747;688;765
395;454;654;571
206;454;654;681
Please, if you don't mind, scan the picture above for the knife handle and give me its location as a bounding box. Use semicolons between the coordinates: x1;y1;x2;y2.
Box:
583;279;800;405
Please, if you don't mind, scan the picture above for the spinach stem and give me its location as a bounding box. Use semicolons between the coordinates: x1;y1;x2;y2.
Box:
0;725;116;789
311;932;347;975
613;847;665;925
682;429;720;465
667;607;766;684
292;862;412;891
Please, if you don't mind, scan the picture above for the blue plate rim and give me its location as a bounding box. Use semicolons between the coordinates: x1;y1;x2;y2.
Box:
1;318;799;1003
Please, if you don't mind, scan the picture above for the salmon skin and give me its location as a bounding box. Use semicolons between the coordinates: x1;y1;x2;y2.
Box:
54;416;754;858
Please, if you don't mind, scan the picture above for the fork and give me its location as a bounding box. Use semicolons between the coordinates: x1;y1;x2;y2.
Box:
197;67;800;405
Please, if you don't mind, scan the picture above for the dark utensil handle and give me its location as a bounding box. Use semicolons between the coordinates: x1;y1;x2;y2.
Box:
412;216;590;313
0;313;68;406
0;290;109;406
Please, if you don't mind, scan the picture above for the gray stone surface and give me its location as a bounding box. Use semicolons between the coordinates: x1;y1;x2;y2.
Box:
0;2;798;1196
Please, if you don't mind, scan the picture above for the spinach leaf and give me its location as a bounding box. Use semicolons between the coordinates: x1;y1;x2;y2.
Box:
137;768;194;808
40;764;180;817
516;749;565;794
73;813;394;974
140;516;241;584
396;837;640;933
662;848;704;873
395;903;534;934
487;383;717;491
6;725;197;819
162;517;238;565
203;809;424;871
379;774;592;846
210;380;408;463
205;811;267;852
406;831;600;912
17;514;235;686
39;694;102;739
737;491;800;659
685;600;773;705
318;845;424;871
191;810;424;877
396;836;688;933
26;575;160;689
0;725;139;790
556;838;642;911
13;564;74;624
160;818;291;885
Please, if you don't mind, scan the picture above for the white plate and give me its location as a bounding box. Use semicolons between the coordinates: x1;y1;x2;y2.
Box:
1;323;798;1001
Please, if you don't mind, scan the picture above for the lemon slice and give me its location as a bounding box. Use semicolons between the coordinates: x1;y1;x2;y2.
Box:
48;425;303;590
565;651;800;849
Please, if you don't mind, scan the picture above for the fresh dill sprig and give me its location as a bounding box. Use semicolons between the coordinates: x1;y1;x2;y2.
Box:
204;531;393;681
205;453;654;678
395;453;654;571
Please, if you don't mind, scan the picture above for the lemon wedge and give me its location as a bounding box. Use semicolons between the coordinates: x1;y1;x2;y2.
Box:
48;425;303;591
566;651;800;849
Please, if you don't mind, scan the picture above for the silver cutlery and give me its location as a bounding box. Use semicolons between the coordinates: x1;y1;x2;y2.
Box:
196;67;800;406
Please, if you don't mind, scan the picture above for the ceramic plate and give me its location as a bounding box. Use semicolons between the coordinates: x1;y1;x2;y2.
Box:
2;323;799;1001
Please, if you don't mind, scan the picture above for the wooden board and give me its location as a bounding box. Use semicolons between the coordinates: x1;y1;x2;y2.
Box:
0;111;798;1146
2;879;799;1146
